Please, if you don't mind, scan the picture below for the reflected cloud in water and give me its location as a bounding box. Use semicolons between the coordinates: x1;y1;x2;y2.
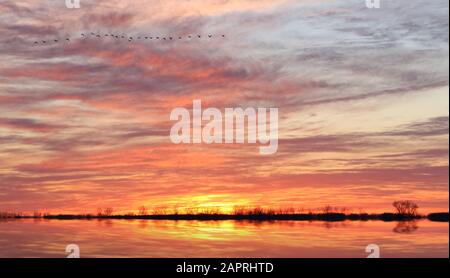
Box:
0;219;447;258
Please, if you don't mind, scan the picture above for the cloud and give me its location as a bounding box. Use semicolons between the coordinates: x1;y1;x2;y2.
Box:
0;0;448;213
0;117;66;133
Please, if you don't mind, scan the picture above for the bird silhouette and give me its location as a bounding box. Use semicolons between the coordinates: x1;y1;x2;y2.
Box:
31;30;225;47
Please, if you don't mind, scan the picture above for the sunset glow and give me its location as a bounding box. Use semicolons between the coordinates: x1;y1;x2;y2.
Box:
0;0;448;215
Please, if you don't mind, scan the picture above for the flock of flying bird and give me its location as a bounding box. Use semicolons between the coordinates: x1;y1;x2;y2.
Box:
33;32;226;45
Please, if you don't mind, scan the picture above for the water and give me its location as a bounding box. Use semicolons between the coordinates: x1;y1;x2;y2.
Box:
0;219;447;258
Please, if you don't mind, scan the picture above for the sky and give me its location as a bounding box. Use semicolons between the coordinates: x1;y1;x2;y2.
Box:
0;0;448;214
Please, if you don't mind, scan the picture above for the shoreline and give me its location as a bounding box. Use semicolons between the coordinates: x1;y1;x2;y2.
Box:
1;212;448;222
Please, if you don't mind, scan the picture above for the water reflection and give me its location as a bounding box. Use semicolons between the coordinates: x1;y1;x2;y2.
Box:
322;221;350;229
0;219;447;258
393;221;419;234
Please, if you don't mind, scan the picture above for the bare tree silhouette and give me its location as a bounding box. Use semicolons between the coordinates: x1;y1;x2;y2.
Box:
103;208;114;216
393;200;419;216
138;206;148;216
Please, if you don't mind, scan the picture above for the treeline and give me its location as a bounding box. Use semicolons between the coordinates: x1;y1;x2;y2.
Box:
1;201;447;222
